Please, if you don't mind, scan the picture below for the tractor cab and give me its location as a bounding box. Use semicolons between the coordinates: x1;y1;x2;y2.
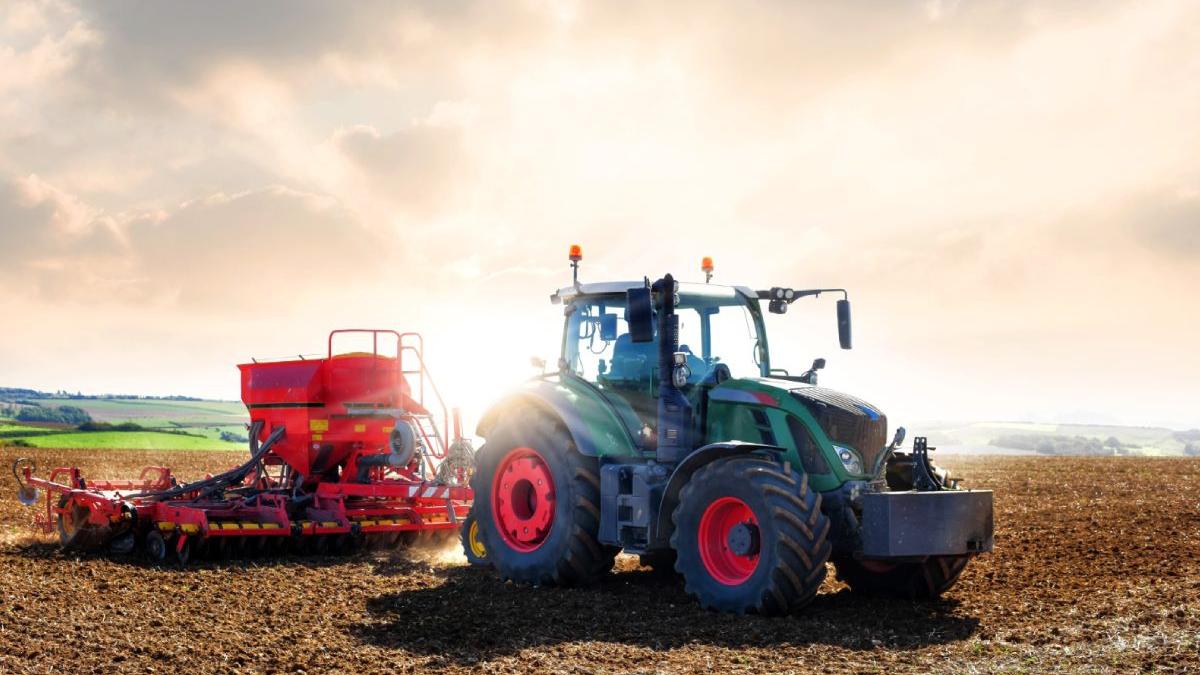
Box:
557;281;766;446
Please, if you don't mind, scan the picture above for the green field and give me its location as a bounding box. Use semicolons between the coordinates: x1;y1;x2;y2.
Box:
4;429;242;450
37;398;246;426
1;397;248;451
0;423;59;434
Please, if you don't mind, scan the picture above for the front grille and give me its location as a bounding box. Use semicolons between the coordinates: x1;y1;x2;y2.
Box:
792;388;887;475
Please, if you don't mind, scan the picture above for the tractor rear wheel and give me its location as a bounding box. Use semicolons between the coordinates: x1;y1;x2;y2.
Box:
671;456;831;615
832;555;970;599
472;415;616;585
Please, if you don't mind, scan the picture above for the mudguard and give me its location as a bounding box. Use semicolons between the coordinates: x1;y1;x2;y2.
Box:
651;441;785;548
476;376;641;458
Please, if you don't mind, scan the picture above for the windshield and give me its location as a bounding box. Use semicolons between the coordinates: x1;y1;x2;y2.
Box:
563;291;766;387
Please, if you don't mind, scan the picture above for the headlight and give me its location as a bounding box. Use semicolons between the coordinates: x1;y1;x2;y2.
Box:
833;444;863;474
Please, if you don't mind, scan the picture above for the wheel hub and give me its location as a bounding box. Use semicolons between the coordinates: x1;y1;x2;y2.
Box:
697;496;761;585
726;521;760;557
492;447;555;552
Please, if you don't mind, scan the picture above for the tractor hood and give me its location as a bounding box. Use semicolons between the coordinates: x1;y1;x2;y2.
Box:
713;378;889;477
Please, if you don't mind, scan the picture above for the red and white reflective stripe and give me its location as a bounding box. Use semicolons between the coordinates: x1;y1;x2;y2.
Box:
397;485;448;498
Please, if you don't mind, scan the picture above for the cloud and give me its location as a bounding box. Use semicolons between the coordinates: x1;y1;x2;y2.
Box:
0;176;389;309
0;173;118;260
1124;191;1200;260
0;0;1196;425
62;1;551;112
331;123;469;220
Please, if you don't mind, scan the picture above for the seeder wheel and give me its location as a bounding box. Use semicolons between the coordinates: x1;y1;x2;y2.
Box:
461;513;488;567
145;530;168;562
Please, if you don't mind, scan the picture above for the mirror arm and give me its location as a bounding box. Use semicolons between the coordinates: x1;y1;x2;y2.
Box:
789;288;848;304
756;288;848;305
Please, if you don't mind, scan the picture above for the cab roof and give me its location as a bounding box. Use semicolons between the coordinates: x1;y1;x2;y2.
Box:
552;280;758;304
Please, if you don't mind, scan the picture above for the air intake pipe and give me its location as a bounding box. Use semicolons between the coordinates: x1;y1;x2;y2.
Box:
653;273;693;464
626;273;694;465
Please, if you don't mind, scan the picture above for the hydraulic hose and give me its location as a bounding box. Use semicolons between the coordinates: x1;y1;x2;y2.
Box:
126;425;286;500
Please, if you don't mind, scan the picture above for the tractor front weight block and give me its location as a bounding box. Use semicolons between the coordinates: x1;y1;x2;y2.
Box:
859;490;994;559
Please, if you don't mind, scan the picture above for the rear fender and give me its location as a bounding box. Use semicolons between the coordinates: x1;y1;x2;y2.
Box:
652;441;785;548
476;378;640;458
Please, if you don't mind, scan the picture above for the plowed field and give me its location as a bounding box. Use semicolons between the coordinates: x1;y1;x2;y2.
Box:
1;449;1197;673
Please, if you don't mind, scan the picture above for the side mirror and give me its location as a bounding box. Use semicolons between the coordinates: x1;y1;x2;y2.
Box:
530;356;547;371
811;358;826;371
836;299;852;349
626;287;654;343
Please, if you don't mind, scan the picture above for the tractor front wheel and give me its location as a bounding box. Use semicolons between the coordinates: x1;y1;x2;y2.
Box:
671;456;832;615
846;451;970;598
833;555;970;599
472;415;616;585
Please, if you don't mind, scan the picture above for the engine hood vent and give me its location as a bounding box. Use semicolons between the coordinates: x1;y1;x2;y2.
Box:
791;387;887;475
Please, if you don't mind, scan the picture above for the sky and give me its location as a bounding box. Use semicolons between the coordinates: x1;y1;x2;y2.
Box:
0;0;1197;430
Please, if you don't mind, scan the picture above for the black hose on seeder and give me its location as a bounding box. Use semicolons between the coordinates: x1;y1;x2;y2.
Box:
125;422;286;501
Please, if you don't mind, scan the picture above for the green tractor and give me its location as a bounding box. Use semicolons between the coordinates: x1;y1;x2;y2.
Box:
468;251;992;615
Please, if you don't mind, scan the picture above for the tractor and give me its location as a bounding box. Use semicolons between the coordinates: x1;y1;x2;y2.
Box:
465;248;993;615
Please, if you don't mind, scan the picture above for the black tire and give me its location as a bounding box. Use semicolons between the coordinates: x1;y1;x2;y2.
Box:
832;555;970;599
460;511;489;567
145;529;168;563
848;451;969;598
472;413;616;586
671;456;832;615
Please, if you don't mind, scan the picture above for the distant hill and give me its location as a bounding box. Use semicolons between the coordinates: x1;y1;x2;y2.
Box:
917;421;1200;457
0;387;218;403
1;389;248;451
3;387;1197;456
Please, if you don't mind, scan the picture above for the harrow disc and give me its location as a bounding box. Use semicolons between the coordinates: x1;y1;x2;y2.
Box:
56;495;103;550
176;538;193;566
17;485;39;507
12;458;39;506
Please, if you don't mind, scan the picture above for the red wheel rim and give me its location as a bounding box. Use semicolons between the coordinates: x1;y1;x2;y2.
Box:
491;447;556;552
698;496;760;585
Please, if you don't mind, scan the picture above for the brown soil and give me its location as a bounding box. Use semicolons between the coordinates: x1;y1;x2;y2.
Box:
1;448;1197;674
